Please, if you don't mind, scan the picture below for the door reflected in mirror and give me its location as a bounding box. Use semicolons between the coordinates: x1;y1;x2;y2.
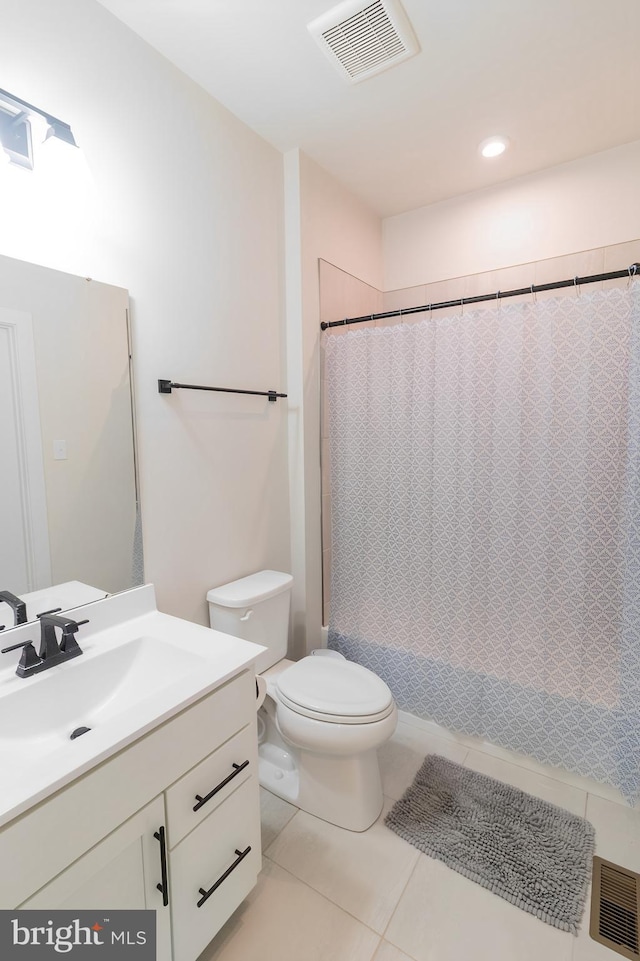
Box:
0;254;141;631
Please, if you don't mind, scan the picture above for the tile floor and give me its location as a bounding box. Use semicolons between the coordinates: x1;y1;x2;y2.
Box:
199;712;640;961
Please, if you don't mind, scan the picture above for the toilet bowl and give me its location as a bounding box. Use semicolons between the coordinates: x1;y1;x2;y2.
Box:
207;571;397;832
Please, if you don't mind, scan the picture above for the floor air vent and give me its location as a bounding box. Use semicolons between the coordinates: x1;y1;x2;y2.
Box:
307;0;419;84
591;857;640;958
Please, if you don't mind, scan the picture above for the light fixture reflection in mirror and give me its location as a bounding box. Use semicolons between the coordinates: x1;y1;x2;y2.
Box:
0;87;77;171
0;107;33;169
0;93;95;265
0;255;141;633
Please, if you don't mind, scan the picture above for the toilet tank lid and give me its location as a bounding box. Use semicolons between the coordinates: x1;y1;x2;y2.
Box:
207;570;293;608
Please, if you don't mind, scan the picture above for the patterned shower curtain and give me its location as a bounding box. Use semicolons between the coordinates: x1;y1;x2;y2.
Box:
326;285;640;802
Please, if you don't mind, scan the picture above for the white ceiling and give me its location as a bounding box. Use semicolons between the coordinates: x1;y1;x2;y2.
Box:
97;0;640;218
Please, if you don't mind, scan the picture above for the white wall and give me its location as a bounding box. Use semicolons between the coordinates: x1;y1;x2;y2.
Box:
0;0;290;624
285;150;382;653
383;140;640;289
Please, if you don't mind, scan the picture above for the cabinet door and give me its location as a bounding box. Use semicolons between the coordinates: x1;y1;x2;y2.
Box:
20;796;172;961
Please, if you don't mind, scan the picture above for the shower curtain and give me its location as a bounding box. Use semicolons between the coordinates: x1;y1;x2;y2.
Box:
326;284;640;802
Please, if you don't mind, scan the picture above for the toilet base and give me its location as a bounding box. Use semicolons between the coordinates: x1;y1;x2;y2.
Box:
258;745;384;832
257;703;386;832
258;741;300;806
297;746;384;832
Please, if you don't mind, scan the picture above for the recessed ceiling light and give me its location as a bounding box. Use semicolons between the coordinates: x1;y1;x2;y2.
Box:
479;136;509;158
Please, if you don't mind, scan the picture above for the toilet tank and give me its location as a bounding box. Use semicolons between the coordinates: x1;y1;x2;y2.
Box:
207;570;293;673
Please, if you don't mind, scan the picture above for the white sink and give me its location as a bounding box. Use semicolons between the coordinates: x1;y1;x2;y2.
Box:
0;636;208;752
0;585;266;827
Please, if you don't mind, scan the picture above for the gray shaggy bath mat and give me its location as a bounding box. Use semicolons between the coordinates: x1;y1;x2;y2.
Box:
385;755;595;934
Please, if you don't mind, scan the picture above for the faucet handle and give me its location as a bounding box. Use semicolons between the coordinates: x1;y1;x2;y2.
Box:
1;639;42;676
60;619;89;654
1;638;35;654
16;642;42;675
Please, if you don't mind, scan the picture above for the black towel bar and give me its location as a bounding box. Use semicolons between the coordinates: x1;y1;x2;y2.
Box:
158;379;286;402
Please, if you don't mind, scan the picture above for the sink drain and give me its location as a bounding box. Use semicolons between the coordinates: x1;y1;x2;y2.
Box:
70;726;91;740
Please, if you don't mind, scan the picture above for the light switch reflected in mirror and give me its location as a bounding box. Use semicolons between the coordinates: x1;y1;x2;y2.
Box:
0;254;141;632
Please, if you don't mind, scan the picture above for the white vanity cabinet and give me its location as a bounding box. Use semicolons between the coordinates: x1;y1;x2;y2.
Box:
1;666;261;961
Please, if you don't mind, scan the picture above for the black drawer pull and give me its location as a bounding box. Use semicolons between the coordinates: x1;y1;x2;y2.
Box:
193;759;250;812
153;826;169;907
197;846;252;908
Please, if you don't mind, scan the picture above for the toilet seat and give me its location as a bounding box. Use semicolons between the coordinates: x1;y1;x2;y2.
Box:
276;656;394;724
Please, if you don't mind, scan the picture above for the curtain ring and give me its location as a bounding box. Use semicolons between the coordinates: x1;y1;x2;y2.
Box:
628;264;638;287
460;296;464;316
530;283;537;304
574;275;580;297
398;307;403;325
496;289;501;310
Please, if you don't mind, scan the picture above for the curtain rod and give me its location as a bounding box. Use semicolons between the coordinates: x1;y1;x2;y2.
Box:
320;264;640;330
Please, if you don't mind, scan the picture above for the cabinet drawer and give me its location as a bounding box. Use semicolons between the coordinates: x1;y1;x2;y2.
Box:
170;779;261;961
166;722;257;848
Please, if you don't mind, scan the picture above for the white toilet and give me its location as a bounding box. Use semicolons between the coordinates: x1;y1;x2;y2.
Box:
207;570;397;832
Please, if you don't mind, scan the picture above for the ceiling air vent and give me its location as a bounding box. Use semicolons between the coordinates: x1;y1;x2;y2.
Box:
307;0;419;84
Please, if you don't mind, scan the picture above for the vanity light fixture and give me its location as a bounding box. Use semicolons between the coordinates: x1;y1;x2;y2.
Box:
0;88;77;170
479;135;509;158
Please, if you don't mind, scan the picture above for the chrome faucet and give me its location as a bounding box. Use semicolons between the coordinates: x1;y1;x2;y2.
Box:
0;612;89;678
0;590;28;629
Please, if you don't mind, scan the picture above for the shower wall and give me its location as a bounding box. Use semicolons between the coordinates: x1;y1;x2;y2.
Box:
319;239;640;623
319;260;381;623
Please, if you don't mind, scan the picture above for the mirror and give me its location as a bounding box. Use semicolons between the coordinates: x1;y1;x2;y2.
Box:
0;253;141;631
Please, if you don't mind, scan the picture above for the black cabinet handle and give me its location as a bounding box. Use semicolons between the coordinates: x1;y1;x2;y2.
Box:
196;846;252;908
153;826;169;907
193;759;250;812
